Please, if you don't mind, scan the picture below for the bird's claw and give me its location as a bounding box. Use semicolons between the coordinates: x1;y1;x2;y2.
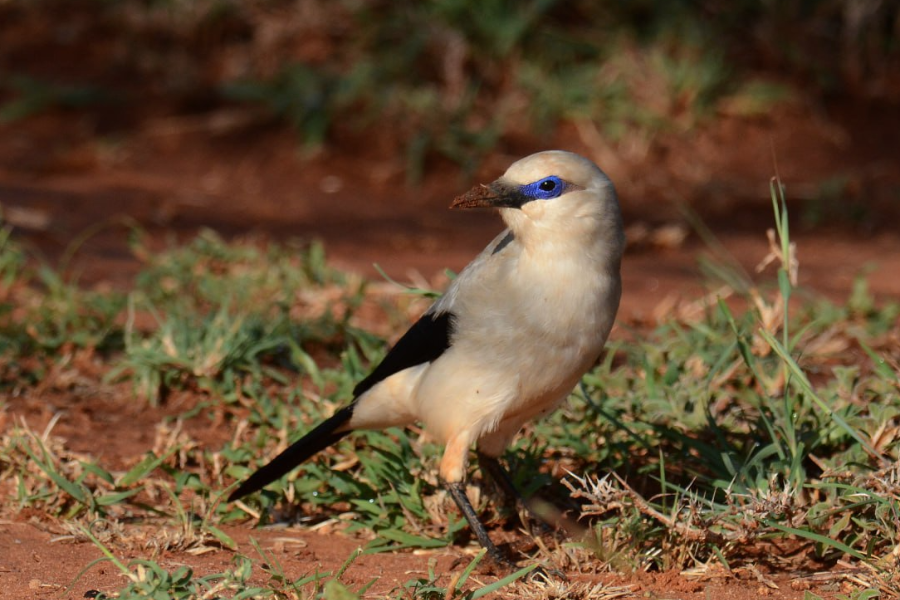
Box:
528;564;568;582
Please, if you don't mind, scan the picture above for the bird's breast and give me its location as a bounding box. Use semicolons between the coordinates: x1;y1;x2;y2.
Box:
458;248;618;396
414;234;621;444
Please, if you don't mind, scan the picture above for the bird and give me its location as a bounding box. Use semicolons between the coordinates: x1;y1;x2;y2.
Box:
228;150;625;567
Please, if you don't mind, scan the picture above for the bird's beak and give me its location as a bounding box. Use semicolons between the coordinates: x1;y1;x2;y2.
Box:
450;181;528;210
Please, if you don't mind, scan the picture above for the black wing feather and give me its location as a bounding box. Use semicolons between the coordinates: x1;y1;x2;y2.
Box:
353;311;454;397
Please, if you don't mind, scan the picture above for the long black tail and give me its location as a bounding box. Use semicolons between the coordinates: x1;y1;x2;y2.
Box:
228;405;354;502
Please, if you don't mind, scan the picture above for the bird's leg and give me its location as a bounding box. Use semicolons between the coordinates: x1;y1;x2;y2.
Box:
446;480;565;582
476;451;554;533
440;433;512;566
476;451;523;510
476;453;571;582
444;481;510;567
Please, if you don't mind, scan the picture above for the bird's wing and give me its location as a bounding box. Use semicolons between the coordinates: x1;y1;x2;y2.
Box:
227;228;516;501
353;228;515;398
352;310;454;397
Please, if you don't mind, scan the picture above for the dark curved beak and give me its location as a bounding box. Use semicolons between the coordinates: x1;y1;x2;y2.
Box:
450;181;528;210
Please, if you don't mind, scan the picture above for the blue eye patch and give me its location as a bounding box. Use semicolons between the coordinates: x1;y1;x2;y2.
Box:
520;175;570;200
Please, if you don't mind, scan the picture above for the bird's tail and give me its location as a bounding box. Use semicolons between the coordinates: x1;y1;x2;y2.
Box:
227;405;354;502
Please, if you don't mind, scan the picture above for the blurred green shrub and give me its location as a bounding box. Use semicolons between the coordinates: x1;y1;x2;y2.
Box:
2;0;896;175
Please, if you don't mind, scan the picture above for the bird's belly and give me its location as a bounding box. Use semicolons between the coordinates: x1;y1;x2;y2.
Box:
413;320;603;445
416;264;619;445
498;330;599;416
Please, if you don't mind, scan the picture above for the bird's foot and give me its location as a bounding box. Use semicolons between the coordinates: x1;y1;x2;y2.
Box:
443;479;567;582
528;564;568;582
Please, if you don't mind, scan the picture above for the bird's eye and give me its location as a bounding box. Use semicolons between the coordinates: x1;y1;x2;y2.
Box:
521;175;566;200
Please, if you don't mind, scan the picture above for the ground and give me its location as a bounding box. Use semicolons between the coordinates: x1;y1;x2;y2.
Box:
2;91;900;599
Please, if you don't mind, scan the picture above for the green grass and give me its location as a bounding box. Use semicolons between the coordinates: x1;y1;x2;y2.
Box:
1;190;899;597
70;535;535;600
0;74;109;123
218;1;762;177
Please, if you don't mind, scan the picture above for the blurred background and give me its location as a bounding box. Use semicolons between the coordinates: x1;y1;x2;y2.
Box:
2;0;899;316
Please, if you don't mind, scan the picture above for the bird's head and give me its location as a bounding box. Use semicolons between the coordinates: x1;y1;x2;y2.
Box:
451;150;623;249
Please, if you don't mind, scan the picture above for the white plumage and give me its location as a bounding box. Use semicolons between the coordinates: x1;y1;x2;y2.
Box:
230;150;625;566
